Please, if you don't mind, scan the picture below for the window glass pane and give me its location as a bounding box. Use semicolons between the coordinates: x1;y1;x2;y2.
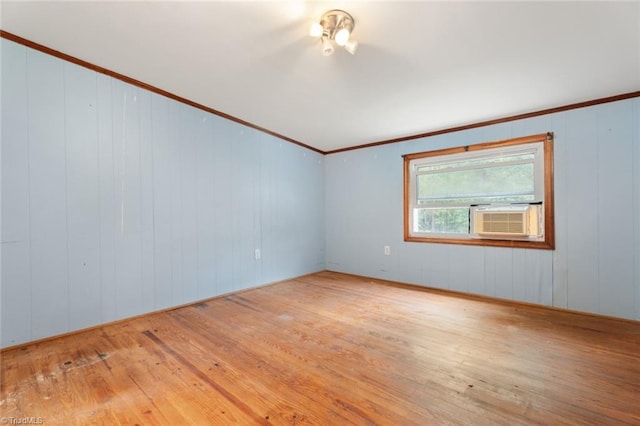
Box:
413;207;469;234
416;162;534;205
416;152;534;173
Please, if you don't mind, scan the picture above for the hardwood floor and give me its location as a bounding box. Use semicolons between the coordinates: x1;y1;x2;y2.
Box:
2;271;639;425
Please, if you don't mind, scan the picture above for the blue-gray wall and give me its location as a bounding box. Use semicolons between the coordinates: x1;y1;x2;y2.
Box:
326;98;640;321
1;39;325;348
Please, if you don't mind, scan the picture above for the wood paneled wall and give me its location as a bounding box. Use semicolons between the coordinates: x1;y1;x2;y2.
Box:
1;40;326;348
326;98;640;321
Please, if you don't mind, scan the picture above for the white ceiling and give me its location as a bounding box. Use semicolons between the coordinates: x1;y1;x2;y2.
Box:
2;1;639;152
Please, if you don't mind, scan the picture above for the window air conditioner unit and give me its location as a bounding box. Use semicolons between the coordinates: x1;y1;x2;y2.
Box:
471;204;542;238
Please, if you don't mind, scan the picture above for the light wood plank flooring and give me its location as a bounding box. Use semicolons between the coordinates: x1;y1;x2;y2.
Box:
2;271;639;425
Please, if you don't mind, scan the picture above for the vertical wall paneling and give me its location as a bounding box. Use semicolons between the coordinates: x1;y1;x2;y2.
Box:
422;244;452;290
315;153;327;272
150;94;173;310
180;104;199;304
551;112;568;309
27;49;70;340
368;145;402;281
395;245;423;287
211;116;234;295
565;107;600;314
138;88;155;314
256;139;326;282
1;41;31;346
252;130;263;286
96;74;117;322
511;249;526;301
195;112;216;298
325;145;399;280
324;153;351;272
596;101;634;317
272;139;289;279
111;80;143;319
292;144;325;277
465;247;486;296
524;250;552;305
1;39;326;348
510;115;553;142
64;62;101;330
449;246;473;293
360;152;382;275
279;145;318;271
258;135;276;284
231;127;257;291
343;151;372;274
493;249;514;300
483;247;497;297
168;100;184;303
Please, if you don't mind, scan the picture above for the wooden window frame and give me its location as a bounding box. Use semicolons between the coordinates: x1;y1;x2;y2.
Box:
403;133;555;250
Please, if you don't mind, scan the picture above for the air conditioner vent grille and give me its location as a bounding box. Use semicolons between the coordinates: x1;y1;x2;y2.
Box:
481;213;525;234
471;204;542;238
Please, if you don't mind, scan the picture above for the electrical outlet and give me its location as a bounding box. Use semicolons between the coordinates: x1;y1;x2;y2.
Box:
384;245;391;255
254;249;261;260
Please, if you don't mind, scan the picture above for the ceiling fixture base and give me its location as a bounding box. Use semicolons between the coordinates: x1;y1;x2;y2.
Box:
309;9;358;56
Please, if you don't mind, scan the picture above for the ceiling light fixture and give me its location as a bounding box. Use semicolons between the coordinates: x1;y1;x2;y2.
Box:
309;9;358;56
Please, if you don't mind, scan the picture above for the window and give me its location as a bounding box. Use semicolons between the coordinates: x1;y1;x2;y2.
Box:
404;133;554;249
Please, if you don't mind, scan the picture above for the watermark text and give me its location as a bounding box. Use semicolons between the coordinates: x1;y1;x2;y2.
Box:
1;417;45;425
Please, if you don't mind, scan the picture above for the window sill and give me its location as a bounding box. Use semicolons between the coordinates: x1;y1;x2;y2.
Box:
404;235;555;250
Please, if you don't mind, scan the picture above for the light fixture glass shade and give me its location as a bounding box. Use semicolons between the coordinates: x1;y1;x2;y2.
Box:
312;10;357;56
322;37;334;56
344;40;359;55
335;28;350;46
309;22;324;38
